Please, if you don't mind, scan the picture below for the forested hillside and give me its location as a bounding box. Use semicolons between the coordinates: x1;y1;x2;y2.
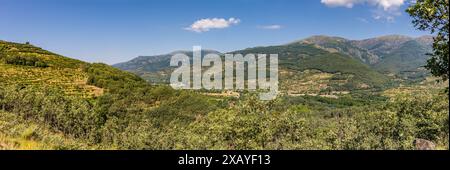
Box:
290;35;433;80
233;43;390;93
1;40;448;150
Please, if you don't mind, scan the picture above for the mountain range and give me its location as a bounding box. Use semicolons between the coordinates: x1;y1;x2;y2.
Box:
0;34;434;98
113;35;433;94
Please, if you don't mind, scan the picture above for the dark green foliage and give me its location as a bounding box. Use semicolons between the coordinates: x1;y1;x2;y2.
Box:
174;92;448;150
407;0;449;82
0;83;222;149
0;51;4;59
147;91;219;126
0;86;100;141
5;55;48;68
85;63;147;92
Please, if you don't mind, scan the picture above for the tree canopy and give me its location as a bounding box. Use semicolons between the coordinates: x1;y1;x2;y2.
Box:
407;0;449;84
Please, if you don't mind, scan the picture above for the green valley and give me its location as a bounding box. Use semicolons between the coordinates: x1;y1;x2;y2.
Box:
0;37;448;150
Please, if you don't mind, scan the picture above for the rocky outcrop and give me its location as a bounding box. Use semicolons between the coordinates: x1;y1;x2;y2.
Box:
414;139;436;150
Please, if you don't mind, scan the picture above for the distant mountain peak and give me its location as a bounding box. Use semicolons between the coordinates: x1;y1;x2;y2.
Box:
303;35;348;42
112;49;222;72
168;49;222;55
373;34;413;41
352;34;432;52
287;35;348;45
414;35;434;45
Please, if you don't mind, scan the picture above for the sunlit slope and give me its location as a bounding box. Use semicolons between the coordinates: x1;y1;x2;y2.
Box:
0;40;144;97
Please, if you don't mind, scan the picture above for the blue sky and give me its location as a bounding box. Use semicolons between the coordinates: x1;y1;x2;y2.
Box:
0;0;428;64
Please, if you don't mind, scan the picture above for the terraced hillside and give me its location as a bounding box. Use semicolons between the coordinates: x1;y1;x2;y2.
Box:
0;40;148;149
0;41;147;97
0;41;100;97
0;40;225;150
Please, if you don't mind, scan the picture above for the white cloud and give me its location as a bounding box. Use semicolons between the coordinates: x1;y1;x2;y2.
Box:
321;0;360;8
371;7;401;22
258;25;283;30
375;0;405;10
185;18;240;33
321;0;405;10
321;0;406;22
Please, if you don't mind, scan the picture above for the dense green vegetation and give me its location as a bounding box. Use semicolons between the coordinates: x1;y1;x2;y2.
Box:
176;92;448;149
0;40;84;69
1;84;448;149
407;0;449;83
1;0;448;150
84;63;146;91
0;40;448;150
4;55;49;68
0;110;93;150
235;43;390;89
296;35;434;81
0;41;225;149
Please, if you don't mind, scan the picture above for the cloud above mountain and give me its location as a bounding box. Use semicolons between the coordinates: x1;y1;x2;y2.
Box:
321;0;405;10
321;0;406;22
258;25;283;30
185;18;240;33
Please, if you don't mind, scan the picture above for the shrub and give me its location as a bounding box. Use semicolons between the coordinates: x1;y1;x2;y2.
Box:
5;55;48;68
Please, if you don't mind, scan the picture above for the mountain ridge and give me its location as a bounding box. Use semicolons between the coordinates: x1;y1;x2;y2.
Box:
285;35;433;76
113;36;397;91
114;34;432;68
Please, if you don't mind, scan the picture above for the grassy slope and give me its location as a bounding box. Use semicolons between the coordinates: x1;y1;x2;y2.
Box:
0;41;99;97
